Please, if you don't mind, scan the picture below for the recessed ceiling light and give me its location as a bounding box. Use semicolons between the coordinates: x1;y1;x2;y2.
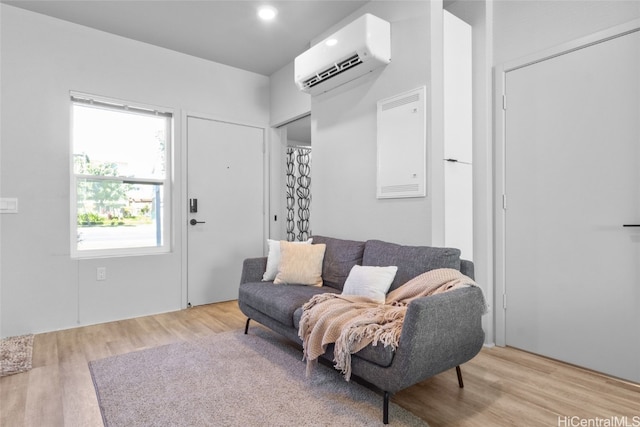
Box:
258;5;278;21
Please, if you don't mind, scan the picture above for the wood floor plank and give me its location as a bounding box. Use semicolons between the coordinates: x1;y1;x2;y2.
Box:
31;332;58;369
0;372;27;426
59;362;103;427
55;328;88;367
1;300;638;426
22;365;64;427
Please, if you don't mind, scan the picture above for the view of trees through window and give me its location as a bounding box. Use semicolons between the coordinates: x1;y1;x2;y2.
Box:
71;96;171;254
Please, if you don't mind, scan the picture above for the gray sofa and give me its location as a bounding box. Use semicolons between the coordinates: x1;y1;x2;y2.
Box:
238;235;486;424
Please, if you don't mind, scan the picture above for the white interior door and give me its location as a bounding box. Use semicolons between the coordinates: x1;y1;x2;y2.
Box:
187;116;264;306
504;30;640;382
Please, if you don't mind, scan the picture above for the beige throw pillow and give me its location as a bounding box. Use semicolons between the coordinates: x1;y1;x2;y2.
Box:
262;238;312;281
274;241;326;286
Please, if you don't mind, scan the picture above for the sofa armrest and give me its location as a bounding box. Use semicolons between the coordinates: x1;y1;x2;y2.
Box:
380;286;485;392
460;259;474;280
240;257;268;284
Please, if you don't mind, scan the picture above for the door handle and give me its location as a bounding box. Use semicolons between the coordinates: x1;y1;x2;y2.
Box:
190;219;206;226
623;224;640;227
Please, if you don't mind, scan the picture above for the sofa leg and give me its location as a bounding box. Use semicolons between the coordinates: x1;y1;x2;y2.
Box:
383;391;390;424
244;318;251;335
456;365;464;388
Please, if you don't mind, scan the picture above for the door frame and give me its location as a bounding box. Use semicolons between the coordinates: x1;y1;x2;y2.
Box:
180;111;269;309
494;19;640;346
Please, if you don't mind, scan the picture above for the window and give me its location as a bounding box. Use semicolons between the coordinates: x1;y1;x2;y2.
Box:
71;93;172;257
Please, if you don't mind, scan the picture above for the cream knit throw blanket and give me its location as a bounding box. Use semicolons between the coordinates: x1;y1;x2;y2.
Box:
298;268;479;381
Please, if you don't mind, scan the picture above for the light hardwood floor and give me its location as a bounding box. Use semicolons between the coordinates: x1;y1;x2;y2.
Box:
1;301;638;427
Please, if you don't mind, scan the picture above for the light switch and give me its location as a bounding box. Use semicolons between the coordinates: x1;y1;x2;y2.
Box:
0;198;18;214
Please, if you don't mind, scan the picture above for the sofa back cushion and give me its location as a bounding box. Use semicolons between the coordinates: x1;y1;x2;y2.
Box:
312;235;365;291
362;240;461;291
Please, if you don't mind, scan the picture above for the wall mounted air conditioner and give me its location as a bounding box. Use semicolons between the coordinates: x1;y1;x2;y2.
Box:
294;14;391;95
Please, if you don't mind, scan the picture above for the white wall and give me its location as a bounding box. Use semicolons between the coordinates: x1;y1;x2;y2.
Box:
269;61;311;127
0;5;269;338
494;0;640;65
310;1;439;245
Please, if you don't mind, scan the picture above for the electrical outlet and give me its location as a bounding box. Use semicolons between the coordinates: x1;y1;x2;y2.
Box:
97;267;107;281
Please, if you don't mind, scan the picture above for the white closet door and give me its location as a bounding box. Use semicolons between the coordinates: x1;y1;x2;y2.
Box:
504;30;640;382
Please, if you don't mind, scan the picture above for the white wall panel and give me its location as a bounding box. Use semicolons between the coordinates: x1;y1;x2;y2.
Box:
376;87;426;199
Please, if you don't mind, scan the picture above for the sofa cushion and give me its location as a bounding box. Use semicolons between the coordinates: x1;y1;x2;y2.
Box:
239;282;338;327
362;240;461;291
274;242;326;286
311;235;365;291
292;308;395;367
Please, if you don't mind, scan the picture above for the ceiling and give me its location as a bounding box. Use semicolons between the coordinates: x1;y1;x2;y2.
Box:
2;0;369;76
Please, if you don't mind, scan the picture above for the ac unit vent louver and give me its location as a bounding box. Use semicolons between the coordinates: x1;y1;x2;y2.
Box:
302;54;363;90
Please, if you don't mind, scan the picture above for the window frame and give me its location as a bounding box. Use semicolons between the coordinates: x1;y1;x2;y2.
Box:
69;92;173;258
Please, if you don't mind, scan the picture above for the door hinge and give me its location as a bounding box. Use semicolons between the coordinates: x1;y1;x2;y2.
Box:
502;194;507;210
502;94;507;111
503;293;507;310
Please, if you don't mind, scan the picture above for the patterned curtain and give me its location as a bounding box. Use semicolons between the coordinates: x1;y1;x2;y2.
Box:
285;147;311;242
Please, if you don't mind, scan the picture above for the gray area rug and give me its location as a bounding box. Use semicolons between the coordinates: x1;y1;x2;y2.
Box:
89;329;429;426
0;334;34;377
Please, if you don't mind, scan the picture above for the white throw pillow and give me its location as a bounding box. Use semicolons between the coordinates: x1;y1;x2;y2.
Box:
262;238;312;281
341;265;398;304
